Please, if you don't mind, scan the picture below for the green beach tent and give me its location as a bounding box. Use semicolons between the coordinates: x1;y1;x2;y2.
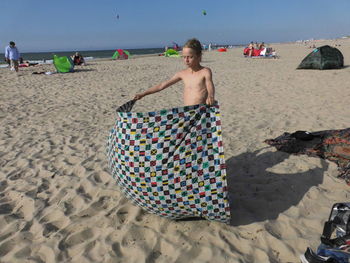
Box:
112;49;130;59
53;55;74;73
164;48;180;57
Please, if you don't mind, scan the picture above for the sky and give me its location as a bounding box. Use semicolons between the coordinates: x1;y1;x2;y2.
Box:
1;0;350;52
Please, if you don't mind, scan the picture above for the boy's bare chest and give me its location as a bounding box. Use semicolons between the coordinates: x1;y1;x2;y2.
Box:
182;74;205;88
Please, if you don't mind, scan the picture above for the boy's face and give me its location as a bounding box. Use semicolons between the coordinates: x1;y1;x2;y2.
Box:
182;47;201;67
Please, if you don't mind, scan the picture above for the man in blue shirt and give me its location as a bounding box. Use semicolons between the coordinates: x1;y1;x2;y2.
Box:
5;41;20;72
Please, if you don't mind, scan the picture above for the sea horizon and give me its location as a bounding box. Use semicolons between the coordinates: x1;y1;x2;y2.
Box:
0;44;246;64
0;47;166;64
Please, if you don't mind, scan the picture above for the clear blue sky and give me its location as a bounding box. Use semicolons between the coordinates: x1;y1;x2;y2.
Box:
1;0;350;52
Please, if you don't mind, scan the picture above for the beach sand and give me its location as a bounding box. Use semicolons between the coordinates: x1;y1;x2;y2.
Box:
1;39;350;263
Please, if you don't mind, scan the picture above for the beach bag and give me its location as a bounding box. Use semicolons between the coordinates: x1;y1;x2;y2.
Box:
301;203;350;263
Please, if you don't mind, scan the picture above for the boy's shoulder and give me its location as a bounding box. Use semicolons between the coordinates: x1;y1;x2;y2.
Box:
175;68;187;78
199;66;212;76
202;66;212;72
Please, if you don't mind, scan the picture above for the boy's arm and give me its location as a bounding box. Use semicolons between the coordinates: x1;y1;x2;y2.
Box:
205;68;215;106
134;73;181;100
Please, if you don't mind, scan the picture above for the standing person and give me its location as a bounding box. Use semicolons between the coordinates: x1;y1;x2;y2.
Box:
5;41;20;72
134;38;215;106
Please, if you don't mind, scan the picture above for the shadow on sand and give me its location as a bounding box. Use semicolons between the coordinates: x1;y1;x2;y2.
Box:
73;68;96;72
226;149;328;226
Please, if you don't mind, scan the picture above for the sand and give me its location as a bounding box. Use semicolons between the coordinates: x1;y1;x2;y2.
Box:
1;39;350;263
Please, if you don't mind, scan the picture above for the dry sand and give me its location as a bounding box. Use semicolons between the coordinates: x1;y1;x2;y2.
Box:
1;39;350;263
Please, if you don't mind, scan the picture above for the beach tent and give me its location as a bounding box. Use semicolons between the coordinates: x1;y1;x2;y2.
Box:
106;100;231;223
164;49;180;57
112;49;130;60
53;55;74;73
297;45;344;70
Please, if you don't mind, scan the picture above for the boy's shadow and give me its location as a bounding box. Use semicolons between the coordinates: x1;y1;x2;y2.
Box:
226;149;328;226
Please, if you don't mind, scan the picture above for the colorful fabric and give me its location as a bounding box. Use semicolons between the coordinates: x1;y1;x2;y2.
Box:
106;101;231;223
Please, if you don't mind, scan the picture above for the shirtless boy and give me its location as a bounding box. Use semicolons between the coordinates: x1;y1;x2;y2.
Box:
134;38;215;106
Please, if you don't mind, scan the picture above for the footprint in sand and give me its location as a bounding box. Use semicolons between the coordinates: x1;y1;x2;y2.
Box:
111;242;123;257
43;222;60;238
58;228;95;250
0;203;14;215
0;180;8;192
0;239;16;257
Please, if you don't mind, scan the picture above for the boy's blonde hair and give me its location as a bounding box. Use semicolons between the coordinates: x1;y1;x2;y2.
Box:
183;38;202;56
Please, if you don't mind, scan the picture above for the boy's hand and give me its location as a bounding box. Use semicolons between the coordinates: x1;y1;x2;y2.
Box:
206;96;215;106
134;93;144;100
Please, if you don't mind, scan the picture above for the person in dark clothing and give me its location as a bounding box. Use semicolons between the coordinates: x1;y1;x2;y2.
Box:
72;52;86;65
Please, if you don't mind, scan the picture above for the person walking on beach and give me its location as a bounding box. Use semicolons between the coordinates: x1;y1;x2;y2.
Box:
5;41;20;72
134;38;215;107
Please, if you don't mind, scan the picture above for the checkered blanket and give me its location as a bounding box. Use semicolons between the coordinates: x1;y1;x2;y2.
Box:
106;101;231;223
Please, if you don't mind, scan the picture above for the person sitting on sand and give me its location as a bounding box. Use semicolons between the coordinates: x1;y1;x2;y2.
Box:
271;48;277;58
249;42;255;56
19;58;39;67
25;61;39;66
258;42;265;50
255;42;259;49
243;42;255;57
173;42;180;51
72;52;86;65
134;38;215;107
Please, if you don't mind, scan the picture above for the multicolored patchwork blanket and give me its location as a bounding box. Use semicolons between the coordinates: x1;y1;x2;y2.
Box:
106;100;231;223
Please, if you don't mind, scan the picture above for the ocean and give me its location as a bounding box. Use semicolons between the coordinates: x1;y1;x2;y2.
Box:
0;47;165;64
